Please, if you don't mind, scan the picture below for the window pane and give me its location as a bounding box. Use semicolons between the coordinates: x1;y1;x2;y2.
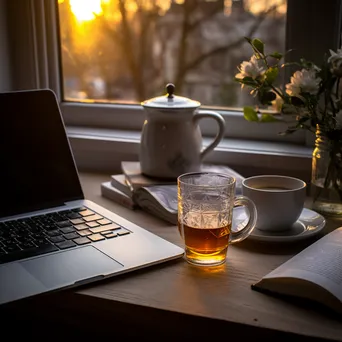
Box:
57;0;287;107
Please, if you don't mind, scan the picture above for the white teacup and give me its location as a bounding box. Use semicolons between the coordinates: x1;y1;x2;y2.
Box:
242;175;306;232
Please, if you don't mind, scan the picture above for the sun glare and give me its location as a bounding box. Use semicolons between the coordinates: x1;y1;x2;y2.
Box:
246;0;286;15
69;0;105;22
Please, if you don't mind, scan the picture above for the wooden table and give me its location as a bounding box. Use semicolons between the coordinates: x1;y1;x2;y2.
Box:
2;173;342;341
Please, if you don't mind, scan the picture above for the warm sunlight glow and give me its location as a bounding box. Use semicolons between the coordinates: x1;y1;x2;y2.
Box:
245;0;286;15
69;0;107;22
225;0;286;16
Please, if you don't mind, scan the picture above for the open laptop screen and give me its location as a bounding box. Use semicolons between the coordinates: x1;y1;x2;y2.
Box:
0;89;84;218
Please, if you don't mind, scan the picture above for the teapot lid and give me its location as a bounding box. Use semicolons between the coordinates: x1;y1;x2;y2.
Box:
141;83;200;109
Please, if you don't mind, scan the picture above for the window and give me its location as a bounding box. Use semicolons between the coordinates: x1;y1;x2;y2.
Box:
4;0;342;172
55;0;295;142
58;0;286;109
54;0;341;141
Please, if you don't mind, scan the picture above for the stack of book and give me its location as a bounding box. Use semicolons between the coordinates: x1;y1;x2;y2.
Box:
101;161;245;224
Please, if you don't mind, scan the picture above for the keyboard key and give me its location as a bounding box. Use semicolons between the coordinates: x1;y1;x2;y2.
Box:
64;232;79;240
88;234;105;242
56;240;76;249
42;224;58;231
49;236;65;243
46;230;61;237
101;230;115;236
117;229;130;236
83;214;103;222
78;229;92;237
19;241;36;249
4;238;17;246
36;238;51;246
31;232;46;239
90;223;120;234
97;218;112;225
56;220;72;228
70;218;84;225
74;223;89;231
72;206;87;212
58;210;72;216
73;237;91;245
4;244;21;253
15;235;31;243
67;212;82;219
86;221;100;228
103;232;117;239
59;227;75;234
79;209;94;217
0;244;58;264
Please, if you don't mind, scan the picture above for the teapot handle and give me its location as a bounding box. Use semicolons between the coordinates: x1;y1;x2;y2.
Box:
193;110;226;161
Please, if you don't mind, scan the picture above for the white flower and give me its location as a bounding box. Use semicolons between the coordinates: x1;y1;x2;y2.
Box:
285;69;321;97
328;49;342;76
235;55;266;81
328;49;342;64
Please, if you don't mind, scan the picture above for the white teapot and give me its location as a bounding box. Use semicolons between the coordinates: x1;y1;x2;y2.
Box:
140;84;226;179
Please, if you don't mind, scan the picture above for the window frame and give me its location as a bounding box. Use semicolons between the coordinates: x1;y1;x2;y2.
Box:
3;0;342;174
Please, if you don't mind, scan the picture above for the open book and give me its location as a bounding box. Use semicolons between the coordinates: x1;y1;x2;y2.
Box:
100;181;137;210
121;161;245;224
252;227;342;315
101;161;245;224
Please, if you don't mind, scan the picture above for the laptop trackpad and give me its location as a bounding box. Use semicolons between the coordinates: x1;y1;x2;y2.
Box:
21;246;123;289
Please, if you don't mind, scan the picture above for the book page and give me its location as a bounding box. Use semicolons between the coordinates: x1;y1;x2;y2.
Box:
263;228;342;301
133;185;178;224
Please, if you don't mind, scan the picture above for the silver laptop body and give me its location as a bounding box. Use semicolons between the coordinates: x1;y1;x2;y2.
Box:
0;89;183;305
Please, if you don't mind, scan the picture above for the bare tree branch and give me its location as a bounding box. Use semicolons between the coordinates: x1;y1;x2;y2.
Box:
117;0;145;100
174;0;203;90
177;6;277;82
189;2;222;31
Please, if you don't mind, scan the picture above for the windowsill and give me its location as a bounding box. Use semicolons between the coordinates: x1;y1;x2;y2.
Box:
66;126;313;180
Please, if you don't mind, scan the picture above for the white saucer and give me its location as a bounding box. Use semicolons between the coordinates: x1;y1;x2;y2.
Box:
232;207;326;243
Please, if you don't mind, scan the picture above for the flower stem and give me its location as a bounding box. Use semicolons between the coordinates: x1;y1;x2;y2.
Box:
268;83;285;100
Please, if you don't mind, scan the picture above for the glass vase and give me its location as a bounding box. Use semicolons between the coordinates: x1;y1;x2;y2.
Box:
311;126;342;216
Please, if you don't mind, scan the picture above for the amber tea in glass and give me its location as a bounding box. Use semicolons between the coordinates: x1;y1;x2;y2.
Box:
178;172;257;266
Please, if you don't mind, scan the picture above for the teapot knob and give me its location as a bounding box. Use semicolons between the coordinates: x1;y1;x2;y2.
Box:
166;83;175;99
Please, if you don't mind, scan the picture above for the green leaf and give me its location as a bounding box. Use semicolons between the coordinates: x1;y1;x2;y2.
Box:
241;76;258;87
265;67;279;84
260;114;280;122
258;91;276;105
269;52;283;60
243;107;259;122
252;38;264;54
242;76;255;83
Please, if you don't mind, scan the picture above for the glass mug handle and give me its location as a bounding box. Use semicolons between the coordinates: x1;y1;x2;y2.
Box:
230;195;257;244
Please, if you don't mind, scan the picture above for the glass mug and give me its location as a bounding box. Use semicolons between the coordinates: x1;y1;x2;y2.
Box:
178;172;257;266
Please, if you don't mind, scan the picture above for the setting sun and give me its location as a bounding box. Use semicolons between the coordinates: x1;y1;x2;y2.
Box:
69;0;106;22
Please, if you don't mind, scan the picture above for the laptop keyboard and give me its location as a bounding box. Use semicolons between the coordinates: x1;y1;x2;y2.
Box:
0;206;131;264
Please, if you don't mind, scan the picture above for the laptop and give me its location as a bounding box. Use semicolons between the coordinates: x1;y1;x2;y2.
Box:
0;89;184;305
